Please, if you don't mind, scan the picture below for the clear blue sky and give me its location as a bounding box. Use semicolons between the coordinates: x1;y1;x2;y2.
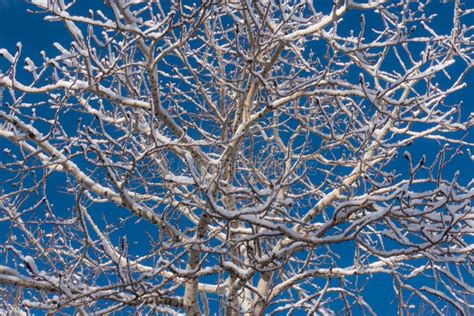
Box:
0;1;472;314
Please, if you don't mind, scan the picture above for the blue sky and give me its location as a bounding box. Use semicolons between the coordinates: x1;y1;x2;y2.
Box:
0;1;472;314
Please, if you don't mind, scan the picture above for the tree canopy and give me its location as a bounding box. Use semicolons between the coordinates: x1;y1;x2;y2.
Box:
0;0;473;314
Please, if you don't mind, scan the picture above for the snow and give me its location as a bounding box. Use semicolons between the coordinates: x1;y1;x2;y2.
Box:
23;256;39;275
0;265;20;277
467;149;474;161
23;58;37;78
164;174;195;185
31;0;48;8
0;307;26;316
0;1;471;314
0;49;15;64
